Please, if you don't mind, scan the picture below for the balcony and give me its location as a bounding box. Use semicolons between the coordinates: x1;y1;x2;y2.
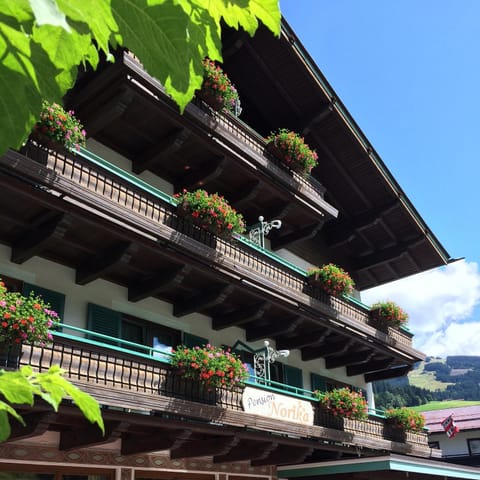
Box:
12;327;435;464
0;141;422;382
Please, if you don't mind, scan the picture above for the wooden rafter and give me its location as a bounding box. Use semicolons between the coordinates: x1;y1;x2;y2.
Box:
252;445;314;466
134;127;191;174
173;284;234;317
276;329;330;351
170;435;239;459
176;156;225;191
271;222;323;250
212;301;271;330
7;412;56;442
347;358;394;377
301;339;353;362
365;364;412;383
213;440;276;463
246;316;301;342
230;180;261;207
11;212;70;264
76;241;137;285
128;265;192;302
122;429;192;456
59;421;129;451
325;351;375;370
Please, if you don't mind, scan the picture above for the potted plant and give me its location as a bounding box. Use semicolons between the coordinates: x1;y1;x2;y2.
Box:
385;407;425;432
0;279;58;369
306;264;355;297
370;301;408;330
265;128;318;175
30;100;86;152
170;344;249;391
174;188;246;239
196;58;242;115
315;387;368;422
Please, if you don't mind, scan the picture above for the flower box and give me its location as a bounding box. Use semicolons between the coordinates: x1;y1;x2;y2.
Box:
306;264;355;298
370;301;408;330
265;129;318;176
315;387;368;421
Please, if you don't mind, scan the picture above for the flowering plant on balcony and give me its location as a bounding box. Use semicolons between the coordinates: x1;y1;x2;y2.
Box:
170;344;249;390
370;301;408;329
385;407;425;432
306;264;355;297
197;58;241;115
174;188;246;238
315;387;368;420
265;128;318;175
0;280;57;346
32;100;86;151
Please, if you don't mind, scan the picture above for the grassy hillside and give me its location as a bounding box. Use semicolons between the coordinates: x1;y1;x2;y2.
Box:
408;359;454;391
412;400;480;412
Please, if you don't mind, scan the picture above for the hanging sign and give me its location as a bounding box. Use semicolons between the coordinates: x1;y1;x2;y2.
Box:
242;386;314;426
441;415;460;438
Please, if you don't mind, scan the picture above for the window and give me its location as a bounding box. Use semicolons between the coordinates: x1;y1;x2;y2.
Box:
22;282;66;320
429;441;440;449
87;303;181;356
468;438;480;456
283;365;303;389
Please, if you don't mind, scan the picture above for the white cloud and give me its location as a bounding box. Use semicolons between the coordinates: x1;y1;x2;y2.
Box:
361;260;480;356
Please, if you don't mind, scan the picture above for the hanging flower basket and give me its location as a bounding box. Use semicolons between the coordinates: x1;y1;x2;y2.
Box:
315;387;368;421
306;264;355;297
384;407;425;432
174;189;246;239
196;58;241;115
265;129;318;175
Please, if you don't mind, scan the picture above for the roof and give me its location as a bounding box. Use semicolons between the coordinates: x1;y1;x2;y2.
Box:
222;20;453;289
424;406;480;433
278;454;480;479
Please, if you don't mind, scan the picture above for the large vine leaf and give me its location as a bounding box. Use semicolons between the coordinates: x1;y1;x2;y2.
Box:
0;0;281;160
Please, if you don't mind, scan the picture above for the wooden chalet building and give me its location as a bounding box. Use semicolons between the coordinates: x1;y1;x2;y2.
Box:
1;16;478;480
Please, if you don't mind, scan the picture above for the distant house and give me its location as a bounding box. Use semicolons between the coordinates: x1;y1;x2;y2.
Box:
424;406;480;466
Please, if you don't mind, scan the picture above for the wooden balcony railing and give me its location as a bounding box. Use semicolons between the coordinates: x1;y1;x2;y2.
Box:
3;141;415;352
18;330;430;455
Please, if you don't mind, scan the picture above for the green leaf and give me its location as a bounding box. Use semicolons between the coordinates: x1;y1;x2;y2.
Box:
0;369;36;405
29;0;70;31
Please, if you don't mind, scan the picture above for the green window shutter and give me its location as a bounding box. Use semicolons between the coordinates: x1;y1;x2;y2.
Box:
183;332;208;348
22;283;65;321
87;303;122;346
284;365;303;389
311;373;327;392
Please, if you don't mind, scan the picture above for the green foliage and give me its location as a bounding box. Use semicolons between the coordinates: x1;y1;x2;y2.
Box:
315;387;368;420
307;263;355;297
0;0;281;155
0;365;104;441
175;188;246;237
385;406;425;432
0;278;58;345
34;100;86;151
266;128;318;175
412;400;480;412
171;344;249;390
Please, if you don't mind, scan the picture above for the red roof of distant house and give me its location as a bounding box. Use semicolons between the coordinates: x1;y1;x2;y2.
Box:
423;406;480;432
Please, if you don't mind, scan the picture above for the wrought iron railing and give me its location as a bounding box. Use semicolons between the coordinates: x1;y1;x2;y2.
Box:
18;329;428;449
6;142;413;349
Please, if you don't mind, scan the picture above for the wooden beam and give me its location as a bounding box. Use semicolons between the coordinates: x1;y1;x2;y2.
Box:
134;128;191;174
7;412;56;442
212;301;270;330
121;429;192;455
246;316;301;342
251;445;314;467
128;265;192;302
11;213;69;264
213;441;276;463
59;421;129;451
326;201;401;249
84;89;135;136
176;156;225;191
300;103;334;135
347;359;394;377
76;241;137;285
173;284;234;317
301;339;353;362
354;236;425;271
365;365;412;383
170;435;239;459
325;351;374;370
276;329;330;351
271;223;323;250
230;180;261;207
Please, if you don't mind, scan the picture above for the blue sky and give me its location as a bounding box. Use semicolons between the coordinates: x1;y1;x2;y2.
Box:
280;0;480;356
